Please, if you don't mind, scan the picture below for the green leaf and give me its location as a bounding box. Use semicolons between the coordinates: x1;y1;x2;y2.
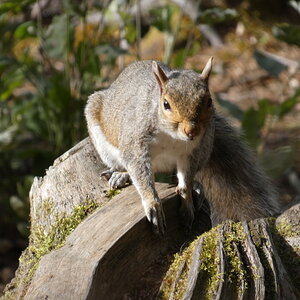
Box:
241;99;278;148
173;49;185;68
10;195;27;218
254;50;287;77
272;24;300;47
0;65;24;101
16;175;33;199
215;94;243;121
17;221;30;237
0;56;15;71
125;23;137;44
0;125;18;146
62;0;87;17
0;80;22;101
43;15;70;59
241;108;264;148
257;98;277;116
75;42;100;75
0;0;35;14
95;44;127;57
278;88;300;118
150;6;175;32
14;21;36;39
199;8;238;24
289;0;300;14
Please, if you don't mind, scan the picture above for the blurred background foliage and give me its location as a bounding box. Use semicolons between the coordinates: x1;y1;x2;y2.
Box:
0;0;299;292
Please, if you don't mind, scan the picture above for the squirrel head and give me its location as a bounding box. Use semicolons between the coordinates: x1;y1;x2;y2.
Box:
152;57;214;141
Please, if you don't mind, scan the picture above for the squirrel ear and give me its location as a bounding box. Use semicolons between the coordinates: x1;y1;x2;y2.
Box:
152;61;168;93
200;57;213;82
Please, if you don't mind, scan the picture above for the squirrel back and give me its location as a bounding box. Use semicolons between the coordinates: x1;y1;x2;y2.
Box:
86;61;161;148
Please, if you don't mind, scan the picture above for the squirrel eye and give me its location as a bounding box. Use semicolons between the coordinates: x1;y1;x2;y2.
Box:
207;98;212;108
163;99;171;111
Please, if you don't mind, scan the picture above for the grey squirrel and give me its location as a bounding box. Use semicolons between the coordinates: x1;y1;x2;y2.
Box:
85;58;280;235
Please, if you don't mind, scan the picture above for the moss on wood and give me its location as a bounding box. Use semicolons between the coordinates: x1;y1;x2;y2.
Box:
3;198;101;300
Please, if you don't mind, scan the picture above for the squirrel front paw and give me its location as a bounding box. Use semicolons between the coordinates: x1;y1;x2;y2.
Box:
144;200;166;236
101;169;131;189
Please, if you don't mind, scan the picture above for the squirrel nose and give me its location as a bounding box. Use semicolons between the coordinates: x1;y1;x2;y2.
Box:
184;128;196;140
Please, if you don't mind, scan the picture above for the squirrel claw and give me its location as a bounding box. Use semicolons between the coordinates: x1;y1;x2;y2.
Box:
100;169;114;181
101;169;131;189
109;171;131;189
146;201;166;236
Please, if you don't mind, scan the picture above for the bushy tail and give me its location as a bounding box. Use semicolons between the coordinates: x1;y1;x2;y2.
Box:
196;114;281;225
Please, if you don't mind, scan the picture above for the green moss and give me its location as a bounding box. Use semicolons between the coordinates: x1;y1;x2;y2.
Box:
161;218;299;300
31;199;99;255
106;188;121;199
160;225;223;300
161;221;254;300
223;222;247;289
275;218;298;238
199;225;222;300
41;199;54;216
3;199;101;300
269;218;300;291
160;238;198;299
31;199;99;271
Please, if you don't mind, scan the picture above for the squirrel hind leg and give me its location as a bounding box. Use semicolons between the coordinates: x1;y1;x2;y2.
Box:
192;181;207;212
101;169;131;189
176;186;195;233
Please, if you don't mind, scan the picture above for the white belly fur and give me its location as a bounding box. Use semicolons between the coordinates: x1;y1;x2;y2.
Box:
89;125;124;170
150;132;196;173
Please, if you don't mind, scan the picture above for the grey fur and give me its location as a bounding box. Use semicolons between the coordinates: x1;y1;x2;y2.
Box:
85;60;281;234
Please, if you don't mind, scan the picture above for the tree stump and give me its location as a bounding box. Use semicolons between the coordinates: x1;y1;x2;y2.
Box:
3;138;300;300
